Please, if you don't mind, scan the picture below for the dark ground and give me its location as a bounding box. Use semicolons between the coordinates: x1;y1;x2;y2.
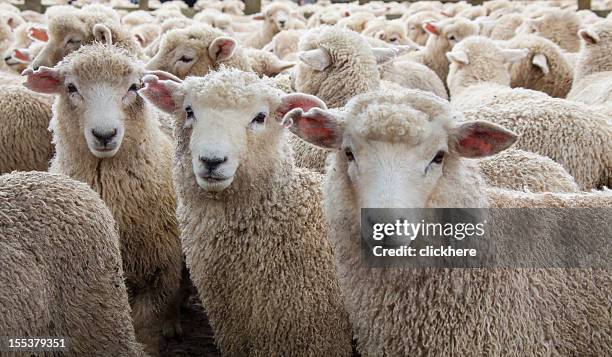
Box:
160;293;221;357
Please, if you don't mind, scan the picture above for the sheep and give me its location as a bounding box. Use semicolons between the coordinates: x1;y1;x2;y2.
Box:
380;59;449;100
139;67;352;356
457;5;487;20
447;36;612;189
24;44;183;356
143;17;194;58
262;29;305;61
406;17;479;86
402;11;443;46
241;2;292;49
0;85;53;174
337;11;376;33
242;47;296;77
517;9;581;52
505;34;574;98
121;10;155;29
30;4;141;70
0;171;147;357
362;19;413;45
3;22;41;73
283;87;611;356
145;25;251;79
489;13;524;40
0;19;13;69
131;23;160;49
568;19;612;107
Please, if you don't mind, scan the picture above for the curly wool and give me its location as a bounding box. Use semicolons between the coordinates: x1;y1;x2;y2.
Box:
506;35;574;98
322;89;612;356
172;69;352;356
380;60;449;100
0;171;146;357
449;37;612;189
0;86;53;174
50;44;182;356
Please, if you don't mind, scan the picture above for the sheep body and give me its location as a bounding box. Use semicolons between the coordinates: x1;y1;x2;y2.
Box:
0;171;146;357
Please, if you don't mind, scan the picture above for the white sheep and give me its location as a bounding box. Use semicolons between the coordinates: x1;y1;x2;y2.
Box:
402;10;443;46
489;13;524;40
516;8;581;52
143;17;194;58
241;2;292;49
262;29;305;61
0;171;147;357
447;36;612;189
24;44;183;356
505;34;574;98
139;67;352;356
283;87;611;356
568;19;612;109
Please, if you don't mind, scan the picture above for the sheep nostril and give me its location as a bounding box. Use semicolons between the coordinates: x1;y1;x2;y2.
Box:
92;128;117;146
199;156;228;172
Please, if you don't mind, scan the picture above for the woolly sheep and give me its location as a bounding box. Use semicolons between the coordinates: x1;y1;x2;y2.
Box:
131;23;160;49
262;29;305;61
402;11;442;46
0;171;147;357
457;5;487;20
505;34;574;98
517;9;581;52
242;47;296;77
241;2;292;49
145;25;251;79
568;19;612;107
337;11;376;33
143;17;194;58
380;59;449;100
30;5;141;69
121;10;154;29
447;36;612;189
24;44;183;356
407;17;479;86
489;13;524;40
284;87;611;356
362;19;412;45
139;67;352;356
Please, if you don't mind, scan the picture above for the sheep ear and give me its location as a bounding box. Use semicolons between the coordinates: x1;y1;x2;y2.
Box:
282;107;343;149
13;49;30;63
299;48;331;71
134;33;145;46
268;59;297;75
143;70;183;82
22;66;62;94
423;21;441;36
501;48;528;63
93;24;113;45
372;48;397;65
276;93;328;119
252;13;265;20
579;28;600;44
28;26;48;42
446;50;469;64
452;121;517;158
139;74;184;114
208;37;237;63
532;53;549;74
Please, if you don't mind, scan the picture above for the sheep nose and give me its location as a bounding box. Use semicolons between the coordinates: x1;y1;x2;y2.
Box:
199;156;227;171
92;128;117;146
279;20;286;26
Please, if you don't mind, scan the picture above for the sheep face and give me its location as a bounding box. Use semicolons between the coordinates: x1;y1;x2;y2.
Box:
146;28;237;79
267;8;290;32
139;69;285;192
283;90;516;209
423;18;479;51
30;17;92;70
24;46;145;159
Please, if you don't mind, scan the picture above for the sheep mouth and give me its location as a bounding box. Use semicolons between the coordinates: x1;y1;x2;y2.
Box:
200;174;230;182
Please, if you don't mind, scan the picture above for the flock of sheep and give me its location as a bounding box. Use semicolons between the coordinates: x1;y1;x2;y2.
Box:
0;0;611;356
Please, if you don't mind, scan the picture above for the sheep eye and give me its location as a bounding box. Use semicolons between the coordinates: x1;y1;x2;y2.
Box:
185;106;194;118
431;151;445;165
179;56;193;63
67;39;80;45
252;112;266;124
128;83;139;92
448;35;456;41
344;148;354;162
67;83;78;93
390;37;398;42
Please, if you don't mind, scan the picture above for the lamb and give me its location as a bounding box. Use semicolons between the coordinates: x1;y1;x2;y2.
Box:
380;59;449;100
139;67;352;356
402;11;442;46
145;25;251;79
262;29;305;61
337;11;376;33
143;17;194;58
406;17;479;86
362;19;412;45
517;9;581;52
131;23;160;49
447;36;612;189
24;44;182;356
283;87;611;356
242;47;296;77
568;19;612;108
241;2;292;49
0;171;147;357
121;10;155;29
505;34;574;98
30;4;142;69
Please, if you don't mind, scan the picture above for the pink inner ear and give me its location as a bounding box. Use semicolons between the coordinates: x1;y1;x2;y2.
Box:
215;39;235;60
293;115;338;148
30;28;49;42
424;23;439;36
143;82;176;112
458;125;513;157
13;49;29;61
25;72;60;94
